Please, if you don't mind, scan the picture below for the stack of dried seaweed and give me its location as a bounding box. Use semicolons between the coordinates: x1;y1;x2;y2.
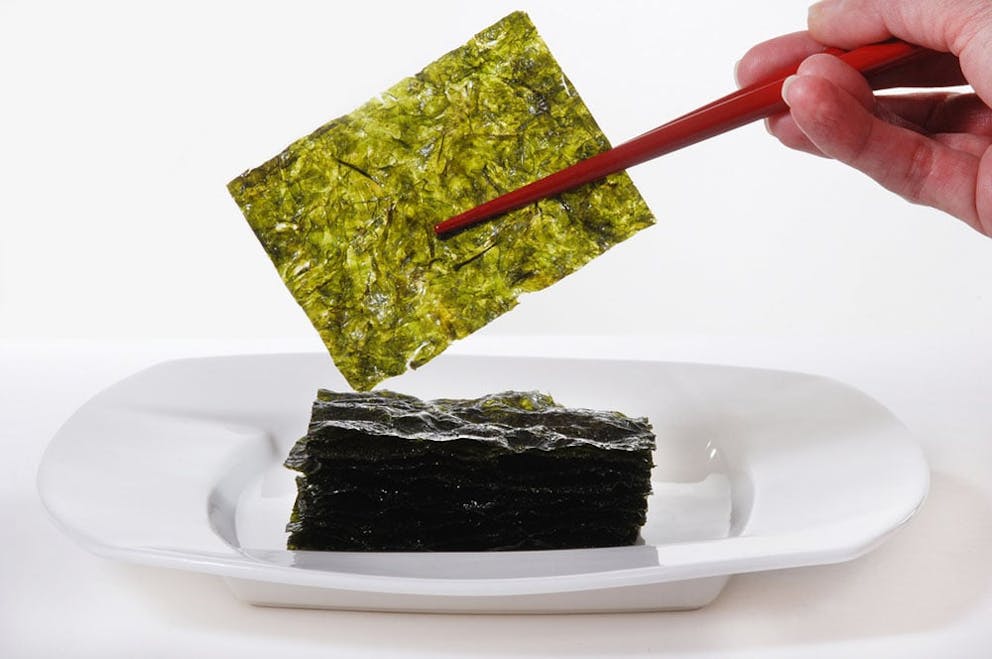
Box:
285;390;656;551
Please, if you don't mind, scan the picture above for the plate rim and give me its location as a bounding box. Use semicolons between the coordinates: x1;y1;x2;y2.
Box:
37;352;930;597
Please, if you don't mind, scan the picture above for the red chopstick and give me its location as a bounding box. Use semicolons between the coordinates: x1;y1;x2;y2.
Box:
434;40;925;236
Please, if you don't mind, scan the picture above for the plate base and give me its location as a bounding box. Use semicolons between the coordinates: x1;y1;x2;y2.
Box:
225;575;730;613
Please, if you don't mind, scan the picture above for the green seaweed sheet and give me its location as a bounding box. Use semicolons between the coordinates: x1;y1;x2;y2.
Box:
285;389;656;551
228;12;655;390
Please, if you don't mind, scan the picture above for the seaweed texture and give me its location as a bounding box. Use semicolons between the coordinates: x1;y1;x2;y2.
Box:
229;12;655;390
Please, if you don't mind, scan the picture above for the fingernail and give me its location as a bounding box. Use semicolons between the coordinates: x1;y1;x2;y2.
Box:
781;75;798;107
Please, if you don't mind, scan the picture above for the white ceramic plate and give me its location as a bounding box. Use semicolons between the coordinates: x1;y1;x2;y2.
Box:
38;353;928;613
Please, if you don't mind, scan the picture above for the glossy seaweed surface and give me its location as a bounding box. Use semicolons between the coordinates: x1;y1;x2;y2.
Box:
228;12;655;390
285;389;656;551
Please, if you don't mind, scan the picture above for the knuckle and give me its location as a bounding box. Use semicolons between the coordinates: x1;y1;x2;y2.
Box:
901;139;938;203
945;0;992;55
843;113;877;164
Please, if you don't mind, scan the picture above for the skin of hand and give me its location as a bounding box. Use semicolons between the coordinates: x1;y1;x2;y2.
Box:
736;0;992;237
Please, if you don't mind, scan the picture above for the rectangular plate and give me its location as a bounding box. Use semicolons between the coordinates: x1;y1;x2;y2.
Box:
38;353;927;613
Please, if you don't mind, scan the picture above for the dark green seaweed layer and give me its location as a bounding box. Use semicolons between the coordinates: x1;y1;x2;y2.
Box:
228;12;655;390
285;389;655;551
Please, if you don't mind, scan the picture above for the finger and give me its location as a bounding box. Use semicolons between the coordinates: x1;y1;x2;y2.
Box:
807;0;988;50
768;53;875;155
737;33;829;154
808;0;992;101
796;58;990;138
736;31;828;87
740;41;877;156
976;150;992;236
783;72;982;224
769;91;992;159
762;53;875;155
797;53;875;110
767;113;825;156
738;32;964;91
931;133;992;159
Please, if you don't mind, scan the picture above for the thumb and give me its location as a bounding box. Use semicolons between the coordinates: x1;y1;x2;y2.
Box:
807;0;992;104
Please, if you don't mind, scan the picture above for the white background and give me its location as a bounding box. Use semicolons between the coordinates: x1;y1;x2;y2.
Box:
3;0;990;345
3;1;992;658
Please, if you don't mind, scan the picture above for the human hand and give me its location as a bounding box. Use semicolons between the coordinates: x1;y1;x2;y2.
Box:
736;0;992;237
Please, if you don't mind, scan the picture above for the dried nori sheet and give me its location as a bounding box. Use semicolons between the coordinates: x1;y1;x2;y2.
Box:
228;12;655;391
285;389;655;551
